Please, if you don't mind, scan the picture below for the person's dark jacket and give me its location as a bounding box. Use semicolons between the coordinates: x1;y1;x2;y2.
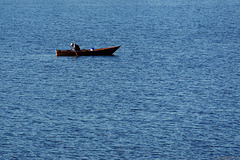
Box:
75;44;80;51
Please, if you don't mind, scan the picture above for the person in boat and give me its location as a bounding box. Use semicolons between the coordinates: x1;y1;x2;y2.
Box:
70;43;80;51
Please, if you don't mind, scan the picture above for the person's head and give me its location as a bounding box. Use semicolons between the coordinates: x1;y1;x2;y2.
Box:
70;43;74;47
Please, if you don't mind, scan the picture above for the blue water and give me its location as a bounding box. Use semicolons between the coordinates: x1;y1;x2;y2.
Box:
1;0;240;159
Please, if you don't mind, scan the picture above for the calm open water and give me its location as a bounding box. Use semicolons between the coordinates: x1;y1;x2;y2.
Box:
0;0;240;159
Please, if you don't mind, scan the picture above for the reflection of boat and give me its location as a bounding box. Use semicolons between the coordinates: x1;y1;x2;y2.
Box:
55;46;121;56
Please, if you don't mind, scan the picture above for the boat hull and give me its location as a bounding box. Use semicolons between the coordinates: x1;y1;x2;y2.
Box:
55;46;120;56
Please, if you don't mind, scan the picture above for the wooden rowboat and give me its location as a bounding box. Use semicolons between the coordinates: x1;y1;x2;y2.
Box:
55;46;120;56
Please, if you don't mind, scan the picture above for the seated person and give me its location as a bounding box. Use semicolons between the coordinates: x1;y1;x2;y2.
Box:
70;43;80;51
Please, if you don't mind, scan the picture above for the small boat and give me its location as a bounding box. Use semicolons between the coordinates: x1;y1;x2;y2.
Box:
55;46;120;56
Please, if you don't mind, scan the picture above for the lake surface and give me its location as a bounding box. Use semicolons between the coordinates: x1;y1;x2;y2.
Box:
0;0;239;159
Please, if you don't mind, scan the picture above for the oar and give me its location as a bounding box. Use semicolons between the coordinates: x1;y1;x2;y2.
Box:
73;44;78;56
74;49;78;56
